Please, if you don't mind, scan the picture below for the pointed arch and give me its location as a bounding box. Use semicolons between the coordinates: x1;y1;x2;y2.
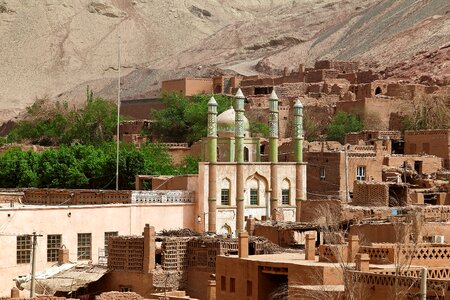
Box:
281;178;291;205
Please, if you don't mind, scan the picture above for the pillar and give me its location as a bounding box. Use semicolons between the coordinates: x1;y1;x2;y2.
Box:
11;287;20;298
235;89;245;233
347;235;360;263
239;231;249;258
143;224;155;273
305;233;316;261
208;96;218;232
207;279;217;300
294;98;306;222
58;245;69;264
269;90;279;221
355;253;370;272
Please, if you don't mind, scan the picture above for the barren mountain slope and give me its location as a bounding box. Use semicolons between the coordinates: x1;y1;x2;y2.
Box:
0;0;449;123
0;0;379;121
259;0;450;71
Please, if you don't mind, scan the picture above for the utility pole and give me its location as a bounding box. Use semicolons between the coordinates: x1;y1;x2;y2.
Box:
30;232;43;298
420;267;427;300
344;144;350;202
115;32;121;191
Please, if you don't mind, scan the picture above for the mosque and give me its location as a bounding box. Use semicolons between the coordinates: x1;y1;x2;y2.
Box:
194;88;307;235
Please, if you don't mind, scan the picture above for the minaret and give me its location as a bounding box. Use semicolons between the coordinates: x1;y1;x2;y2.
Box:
269;90;279;221
293;98;304;162
234;89;245;233
294;98;306;222
207;96;218;232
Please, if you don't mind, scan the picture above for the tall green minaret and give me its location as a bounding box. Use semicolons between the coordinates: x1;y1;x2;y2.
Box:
207;96;218;163
269;90;279;221
293;98;304;162
234;88;245;163
269;90;279;162
207;96;218;232
235;88;245;233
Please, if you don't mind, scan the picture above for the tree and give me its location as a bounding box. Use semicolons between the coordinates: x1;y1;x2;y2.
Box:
8;95;118;146
326;111;364;143
401;92;450;131
150;93;232;144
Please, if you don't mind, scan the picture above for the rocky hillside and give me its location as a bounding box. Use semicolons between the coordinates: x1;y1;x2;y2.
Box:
0;0;449;122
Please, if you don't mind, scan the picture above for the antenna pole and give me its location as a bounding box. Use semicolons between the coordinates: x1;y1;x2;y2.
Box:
116;33;121;191
30;232;43;298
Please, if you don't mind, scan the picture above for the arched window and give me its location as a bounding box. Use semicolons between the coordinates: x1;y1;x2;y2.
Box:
375;86;382;95
244;147;250;162
281;178;290;205
221;178;231;205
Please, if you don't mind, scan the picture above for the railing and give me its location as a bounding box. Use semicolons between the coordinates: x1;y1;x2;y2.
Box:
131;190;194;204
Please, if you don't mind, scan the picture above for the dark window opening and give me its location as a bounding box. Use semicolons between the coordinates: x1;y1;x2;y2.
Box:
375;87;382;95
414;161;422;174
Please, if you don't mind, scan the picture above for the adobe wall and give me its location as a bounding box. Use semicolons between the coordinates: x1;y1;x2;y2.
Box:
98;272;154;298
383;155;443;174
121;99;165;120
161;79;186;95
23;189;131;205
185;78;214;96
404;130;450;168
198;162;304;233
0;203;195;296
299;200;342;224
151;175;198;191
186;269;212;300
352;182;389;207
304;151;344;200
349;222;450;245
215;255;343;300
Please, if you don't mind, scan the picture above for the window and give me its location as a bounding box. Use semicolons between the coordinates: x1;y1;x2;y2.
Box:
221;276;226;291
47;234;62;262
356;166;366;181
244;147;249;162
250;189;258;205
104;231;118;255
230;277;236;293
17;235;32;264
320;167;326;181
120;286;132;292
282;189;289;205
77;233;91;260
247;280;253;297
221;189;230;206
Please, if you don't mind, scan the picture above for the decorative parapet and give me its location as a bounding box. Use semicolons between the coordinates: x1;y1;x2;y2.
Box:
131;190;194;204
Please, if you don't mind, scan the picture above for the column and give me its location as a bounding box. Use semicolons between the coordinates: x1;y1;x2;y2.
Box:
269;90;279;221
294;98;306;222
208;97;218;232
235;89;245;233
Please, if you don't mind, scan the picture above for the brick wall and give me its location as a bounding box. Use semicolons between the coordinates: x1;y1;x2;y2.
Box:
108;236;145;272
352;182;389;206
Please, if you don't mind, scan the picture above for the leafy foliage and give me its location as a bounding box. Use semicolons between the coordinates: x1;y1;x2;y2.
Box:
0;142;191;190
326;111;364;143
150;93;232;144
9;96;118;146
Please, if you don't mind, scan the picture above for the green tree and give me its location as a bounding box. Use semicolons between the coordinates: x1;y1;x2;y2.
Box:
249;121;269;137
326;111;364;143
150;93;231;144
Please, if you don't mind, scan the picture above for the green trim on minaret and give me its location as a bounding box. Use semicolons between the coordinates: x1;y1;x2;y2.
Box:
269;89;279;162
207;96;218;163
234;89;245;163
293;98;304;162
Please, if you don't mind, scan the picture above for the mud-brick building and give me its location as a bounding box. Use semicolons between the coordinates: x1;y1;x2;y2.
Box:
404;129;450;169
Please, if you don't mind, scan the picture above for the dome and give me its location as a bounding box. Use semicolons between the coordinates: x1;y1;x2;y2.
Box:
217;107;250;137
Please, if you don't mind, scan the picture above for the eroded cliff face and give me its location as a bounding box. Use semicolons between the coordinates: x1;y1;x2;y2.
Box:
0;0;449;122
